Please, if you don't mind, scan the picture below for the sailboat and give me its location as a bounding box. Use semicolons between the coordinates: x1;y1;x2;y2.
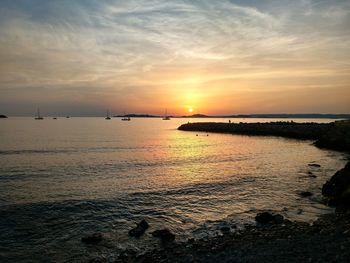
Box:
121;112;131;121
162;109;171;120
34;108;44;120
105;109;111;120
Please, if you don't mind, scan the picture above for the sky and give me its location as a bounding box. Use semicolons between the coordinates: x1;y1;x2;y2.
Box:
0;0;349;116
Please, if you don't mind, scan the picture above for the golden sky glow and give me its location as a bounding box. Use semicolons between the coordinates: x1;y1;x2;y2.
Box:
0;1;349;116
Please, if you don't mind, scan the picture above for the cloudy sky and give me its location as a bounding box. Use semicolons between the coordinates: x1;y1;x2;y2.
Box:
0;0;349;116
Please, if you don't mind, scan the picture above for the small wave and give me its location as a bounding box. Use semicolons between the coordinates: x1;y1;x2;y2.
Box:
0;149;71;155
0;146;148;155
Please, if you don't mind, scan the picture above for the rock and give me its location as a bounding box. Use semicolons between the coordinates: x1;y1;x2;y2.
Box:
308;163;321;167
220;226;230;234
322;162;350;206
300;191;313;197
81;233;103;244
315;120;350;152
129;219;149;238
307;171;317;178
255;212;285;224
0;115;8;118
139;219;149;229
255;212;275;224
188;238;195;244
273;214;285;224
152;229;175;242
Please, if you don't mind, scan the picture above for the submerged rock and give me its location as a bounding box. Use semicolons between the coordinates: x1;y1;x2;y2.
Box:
308;163;321;168
152;229;175;242
322;162;350;206
307;171;317;178
129;219;149;238
300;191;313;197
255;212;285;224
81;233;103;244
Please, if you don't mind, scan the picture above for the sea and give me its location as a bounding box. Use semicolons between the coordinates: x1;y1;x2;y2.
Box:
0;117;348;262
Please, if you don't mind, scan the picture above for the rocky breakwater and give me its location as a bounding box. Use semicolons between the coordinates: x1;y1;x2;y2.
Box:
315;120;350;152
178;120;350;152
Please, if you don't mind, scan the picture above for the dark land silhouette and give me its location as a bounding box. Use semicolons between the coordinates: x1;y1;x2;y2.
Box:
178;120;350;152
112;113;350;119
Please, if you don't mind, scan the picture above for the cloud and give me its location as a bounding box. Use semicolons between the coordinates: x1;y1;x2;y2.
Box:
0;0;349;115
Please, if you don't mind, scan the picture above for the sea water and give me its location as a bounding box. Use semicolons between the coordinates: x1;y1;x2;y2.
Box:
0;117;348;261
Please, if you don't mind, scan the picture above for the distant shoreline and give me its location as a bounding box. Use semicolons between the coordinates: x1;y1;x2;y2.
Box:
2;114;350;119
113;113;350;119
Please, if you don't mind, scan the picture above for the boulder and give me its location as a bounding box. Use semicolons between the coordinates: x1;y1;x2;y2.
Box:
255;212;285;224
129;219;149;238
0;115;7;118
81;233;103;244
322;162;350;206
152;229;175;242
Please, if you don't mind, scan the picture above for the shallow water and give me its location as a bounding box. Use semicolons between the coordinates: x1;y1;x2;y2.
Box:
0;117;348;261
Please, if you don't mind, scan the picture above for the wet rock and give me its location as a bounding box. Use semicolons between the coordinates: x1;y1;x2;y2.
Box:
300;191;313;197
308;163;321;168
129;219;149;238
322;162;350;206
255;212;285;224
220;226;230;234
139;219;149;229
255;212;274;224
88;258;102;263
81;233;103;244
152;229;175;242
0;115;8;118
118;249;137;262
273;214;285;224
188;238;195;244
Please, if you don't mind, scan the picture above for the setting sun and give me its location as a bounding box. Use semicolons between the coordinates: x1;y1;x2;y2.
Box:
188;107;193;113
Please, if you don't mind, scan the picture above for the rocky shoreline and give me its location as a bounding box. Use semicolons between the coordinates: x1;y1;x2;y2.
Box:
106;161;349;263
116;210;350;263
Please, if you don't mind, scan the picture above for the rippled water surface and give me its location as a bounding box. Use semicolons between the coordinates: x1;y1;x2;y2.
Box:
0;117;348;262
